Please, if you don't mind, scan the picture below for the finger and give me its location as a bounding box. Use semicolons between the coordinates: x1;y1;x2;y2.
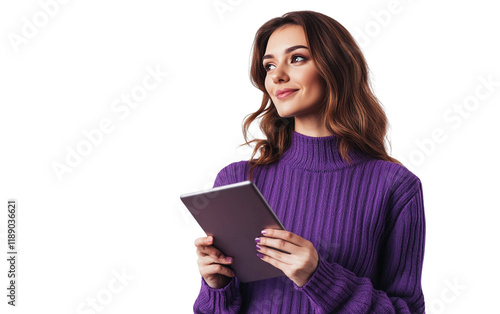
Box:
195;236;234;262
194;236;213;248
201;263;235;278
257;251;289;273
257;236;297;254
199;254;233;267
261;229;307;246
256;243;292;264
197;244;231;260
195;236;218;257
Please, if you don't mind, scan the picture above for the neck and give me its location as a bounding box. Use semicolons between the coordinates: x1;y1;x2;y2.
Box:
280;130;369;171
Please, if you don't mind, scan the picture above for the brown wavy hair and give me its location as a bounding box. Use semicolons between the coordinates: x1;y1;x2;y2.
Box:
239;10;402;181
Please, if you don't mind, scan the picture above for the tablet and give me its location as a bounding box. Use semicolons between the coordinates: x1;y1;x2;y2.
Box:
180;180;287;283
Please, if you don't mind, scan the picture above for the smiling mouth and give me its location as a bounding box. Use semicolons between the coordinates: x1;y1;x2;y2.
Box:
276;90;298;100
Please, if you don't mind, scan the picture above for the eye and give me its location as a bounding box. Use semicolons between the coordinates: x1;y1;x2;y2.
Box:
263;55;307;72
263;63;275;72
292;55;306;63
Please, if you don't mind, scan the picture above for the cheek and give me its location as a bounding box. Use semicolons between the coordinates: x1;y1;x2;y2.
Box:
311;68;325;87
303;73;326;103
264;78;272;94
265;79;278;102
301;71;323;94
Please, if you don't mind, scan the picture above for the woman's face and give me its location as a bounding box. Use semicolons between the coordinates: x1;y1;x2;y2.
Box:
263;24;326;119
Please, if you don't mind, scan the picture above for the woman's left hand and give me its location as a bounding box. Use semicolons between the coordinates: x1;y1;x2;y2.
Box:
255;229;319;287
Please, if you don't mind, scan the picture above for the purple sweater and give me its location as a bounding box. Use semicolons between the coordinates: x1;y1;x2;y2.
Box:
193;130;426;313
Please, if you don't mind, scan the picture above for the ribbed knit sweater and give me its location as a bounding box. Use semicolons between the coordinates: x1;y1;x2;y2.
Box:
193;130;426;314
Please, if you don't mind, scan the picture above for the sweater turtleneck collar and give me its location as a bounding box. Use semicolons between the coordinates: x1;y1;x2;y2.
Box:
280;130;370;171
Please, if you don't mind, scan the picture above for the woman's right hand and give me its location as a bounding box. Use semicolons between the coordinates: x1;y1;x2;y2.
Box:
194;235;236;289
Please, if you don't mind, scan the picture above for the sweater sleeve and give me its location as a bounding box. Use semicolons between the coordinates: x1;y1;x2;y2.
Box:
293;179;426;314
193;163;244;314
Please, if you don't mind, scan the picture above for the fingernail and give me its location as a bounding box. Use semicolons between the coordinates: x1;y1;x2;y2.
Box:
226;257;233;262
255;237;260;243
261;230;267;235
256;244;261;250
257;253;264;259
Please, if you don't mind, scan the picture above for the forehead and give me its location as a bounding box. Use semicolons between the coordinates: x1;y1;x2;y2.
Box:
265;24;308;54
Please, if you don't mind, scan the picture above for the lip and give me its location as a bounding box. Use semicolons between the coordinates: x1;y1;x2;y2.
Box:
276;88;299;100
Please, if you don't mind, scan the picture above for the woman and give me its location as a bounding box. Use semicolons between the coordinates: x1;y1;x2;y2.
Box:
193;10;425;313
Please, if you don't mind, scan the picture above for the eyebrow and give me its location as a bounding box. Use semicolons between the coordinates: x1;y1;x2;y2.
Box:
262;45;309;61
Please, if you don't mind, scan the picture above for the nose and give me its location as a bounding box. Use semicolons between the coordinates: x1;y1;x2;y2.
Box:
271;62;289;84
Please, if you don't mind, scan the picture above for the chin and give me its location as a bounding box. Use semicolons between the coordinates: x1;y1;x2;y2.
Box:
276;105;304;118
275;109;294;118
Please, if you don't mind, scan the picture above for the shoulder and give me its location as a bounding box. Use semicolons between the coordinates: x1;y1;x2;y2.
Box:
364;159;423;207
213;160;251;187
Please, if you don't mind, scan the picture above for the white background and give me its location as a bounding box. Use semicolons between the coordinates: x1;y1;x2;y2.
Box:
1;0;499;313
